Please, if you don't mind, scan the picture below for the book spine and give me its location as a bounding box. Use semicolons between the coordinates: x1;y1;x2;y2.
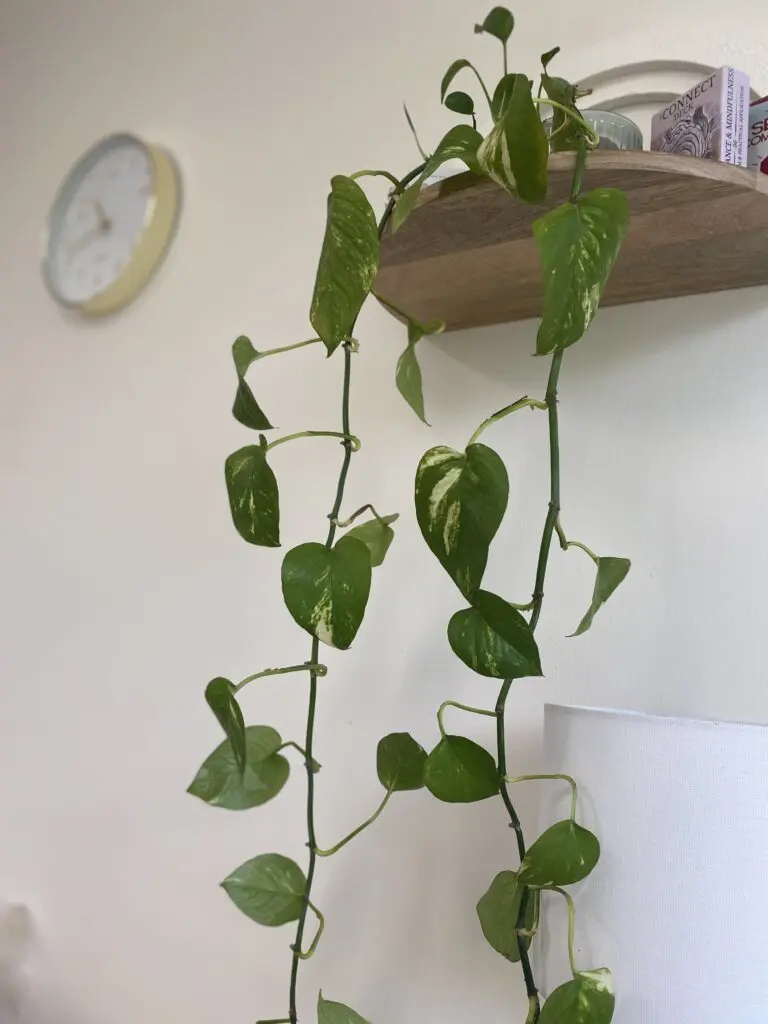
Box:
721;68;749;166
734;70;749;166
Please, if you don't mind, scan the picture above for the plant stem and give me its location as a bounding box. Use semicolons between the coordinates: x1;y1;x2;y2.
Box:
531;99;600;149
437;699;496;738
293;902;325;960
548;886;578;975
277;741;321;771
570;138;589;203
314;787;394;857
266;430;360;452
256;339;322;360
332;503;388;528
233;663;326;694
288;343;356;1024
467;395;547;447
505;773;578;822
351;169;404;190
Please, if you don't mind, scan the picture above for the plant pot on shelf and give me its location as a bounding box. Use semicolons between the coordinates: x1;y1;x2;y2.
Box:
536;704;768;1022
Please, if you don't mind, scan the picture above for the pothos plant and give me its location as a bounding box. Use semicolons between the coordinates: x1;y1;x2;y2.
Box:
188;8;630;1024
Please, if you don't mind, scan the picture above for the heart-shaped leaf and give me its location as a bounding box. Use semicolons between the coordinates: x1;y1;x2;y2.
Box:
188;725;289;810
231;335;272;430
572;556;630;636
345;513;399;568
221;853;306;927
534;188;629;354
448;590;542;679
392;126;483;232
395;317;444;423
318;993;371;1024
539;969;615;1024
281;535;372;650
225;445;280;547
475;7;515;42
425;735;498;803
541;46;561;71
415;443;508;601
476;870;538;961
518;820;600;887
445;90;475;116
376;732;427;791
204;677;246;775
310;176;379;355
477;73;548;203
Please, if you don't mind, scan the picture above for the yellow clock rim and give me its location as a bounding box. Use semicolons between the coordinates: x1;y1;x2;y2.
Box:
43;134;182;317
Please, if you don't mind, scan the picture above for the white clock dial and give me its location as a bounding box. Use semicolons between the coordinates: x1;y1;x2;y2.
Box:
42;133;180;315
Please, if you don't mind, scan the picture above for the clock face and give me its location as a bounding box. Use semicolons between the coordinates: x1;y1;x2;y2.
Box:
43;134;161;309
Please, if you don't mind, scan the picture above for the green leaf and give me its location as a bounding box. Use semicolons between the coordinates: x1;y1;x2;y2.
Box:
445;90;475;116
477;73;548;203
448;590;542;679
440;58;475;102
518;820;600;887
231;336;272;430
396;344;427;424
541;46;561;70
572;556;631;636
376;732;427;791
310;175;379;355
476;871;538;962
539;970;615;1024
424;735;498;803
221;853;306;927
281;535;372;650
225;445;280;547
345;513;399;568
317;993;370;1024
187;725;289;810
392;126;483;232
475;6;515;42
534;189;629;354
204;677;246;775
414;443;508;601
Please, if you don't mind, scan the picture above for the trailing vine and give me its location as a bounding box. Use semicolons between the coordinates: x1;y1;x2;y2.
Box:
189;7;630;1024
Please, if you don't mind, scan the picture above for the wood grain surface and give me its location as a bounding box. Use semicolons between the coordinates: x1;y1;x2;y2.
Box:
375;151;768;332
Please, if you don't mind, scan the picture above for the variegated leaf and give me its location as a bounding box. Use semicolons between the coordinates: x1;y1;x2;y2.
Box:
534;188;629;354
447;590;542;679
539;969;615;1024
310;176;379;355
414;444;508;601
225;445;280;547
392;126;483;232
571;556;630;636
477;73;548;203
221;853;306;927
518;820;600;887
281;535;372;650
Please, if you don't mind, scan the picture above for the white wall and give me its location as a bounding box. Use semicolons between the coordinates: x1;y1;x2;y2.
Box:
1;2;767;1022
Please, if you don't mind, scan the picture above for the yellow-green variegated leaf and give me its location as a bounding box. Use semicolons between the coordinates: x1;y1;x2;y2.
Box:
448;590;542;679
518;820;600;887
392;126;483;232
571;556;630;636
539;969;615;1024
534;188;629;355
415;444;508;601
310;176;379;355
477;73;548;203
281;536;372;650
221;853;306;927
225;445;280;547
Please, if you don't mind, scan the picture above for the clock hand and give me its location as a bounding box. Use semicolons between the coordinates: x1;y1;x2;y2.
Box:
66;218;111;260
92;200;112;232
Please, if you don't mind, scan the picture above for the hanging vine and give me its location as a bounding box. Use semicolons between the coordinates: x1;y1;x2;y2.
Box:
189;7;630;1024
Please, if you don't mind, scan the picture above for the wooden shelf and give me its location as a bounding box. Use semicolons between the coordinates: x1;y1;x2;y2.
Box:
375;151;768;332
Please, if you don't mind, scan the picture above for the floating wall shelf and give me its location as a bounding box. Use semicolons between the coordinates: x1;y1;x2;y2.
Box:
375;151;768;332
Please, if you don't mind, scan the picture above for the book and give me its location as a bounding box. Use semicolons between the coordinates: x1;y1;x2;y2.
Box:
748;97;768;174
650;67;749;166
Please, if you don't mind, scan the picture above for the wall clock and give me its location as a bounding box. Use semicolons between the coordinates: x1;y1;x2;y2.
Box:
42;133;181;316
